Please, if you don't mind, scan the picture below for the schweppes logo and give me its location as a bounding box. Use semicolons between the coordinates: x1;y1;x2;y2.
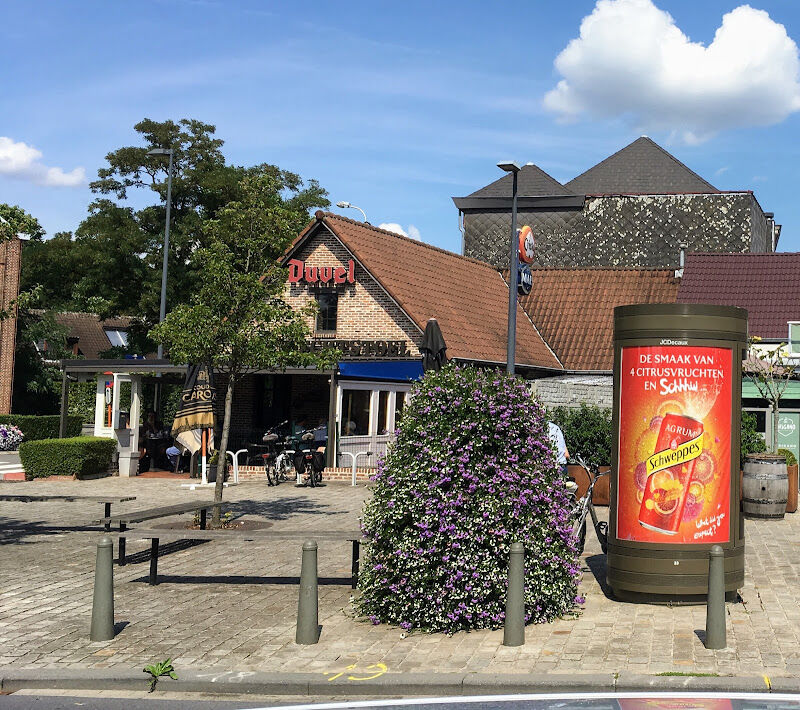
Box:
645;434;703;475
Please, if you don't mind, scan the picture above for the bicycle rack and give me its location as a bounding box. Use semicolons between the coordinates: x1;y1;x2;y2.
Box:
338;450;373;487
225;449;247;485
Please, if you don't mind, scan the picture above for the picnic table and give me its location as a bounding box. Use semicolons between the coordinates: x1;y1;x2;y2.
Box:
0;495;136;530
109;527;364;586
92;500;223;564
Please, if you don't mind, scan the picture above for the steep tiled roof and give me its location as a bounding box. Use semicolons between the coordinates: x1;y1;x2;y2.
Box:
564;137;719;195
468;164;571;197
515;268;680;371
678;253;800;339
38;311;132;359
287;213;563;370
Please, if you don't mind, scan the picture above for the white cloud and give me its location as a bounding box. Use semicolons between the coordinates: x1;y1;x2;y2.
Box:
378;222;421;240
544;0;800;143
0;137;85;187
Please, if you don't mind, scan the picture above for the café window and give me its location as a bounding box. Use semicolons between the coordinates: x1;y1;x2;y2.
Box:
341;388;371;436
316;292;338;332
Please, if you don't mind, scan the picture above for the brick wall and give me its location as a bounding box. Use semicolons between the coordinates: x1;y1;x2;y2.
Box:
284;225;422;348
0;238;21;414
235;464;372;483
533;374;613;409
464;192;765;269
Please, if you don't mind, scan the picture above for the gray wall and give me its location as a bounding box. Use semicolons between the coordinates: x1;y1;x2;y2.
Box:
533;375;613;410
464;192;767;269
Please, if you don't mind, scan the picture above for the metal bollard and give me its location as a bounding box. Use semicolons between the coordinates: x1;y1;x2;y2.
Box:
296;540;319;644
705;544;726;649
90;536;115;641
503;541;525;647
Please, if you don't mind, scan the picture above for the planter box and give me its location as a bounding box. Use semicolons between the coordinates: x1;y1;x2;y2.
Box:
789;464;798;513
566;464;611;506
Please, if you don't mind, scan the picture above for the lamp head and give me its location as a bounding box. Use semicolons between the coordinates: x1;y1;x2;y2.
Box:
497;161;521;173
147;148;172;156
336;201;351;208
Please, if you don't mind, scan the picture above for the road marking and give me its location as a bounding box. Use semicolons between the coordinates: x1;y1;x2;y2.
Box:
324;662;388;682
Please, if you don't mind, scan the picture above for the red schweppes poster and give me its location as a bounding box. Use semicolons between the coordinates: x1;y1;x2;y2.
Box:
617;345;732;544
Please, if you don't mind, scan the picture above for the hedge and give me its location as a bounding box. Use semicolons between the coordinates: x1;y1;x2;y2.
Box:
0;415;82;441
19;436;116;480
547;404;612;468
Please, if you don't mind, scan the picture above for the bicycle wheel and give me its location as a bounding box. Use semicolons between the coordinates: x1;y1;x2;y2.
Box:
313;468;323;486
265;461;276;487
576;518;587;555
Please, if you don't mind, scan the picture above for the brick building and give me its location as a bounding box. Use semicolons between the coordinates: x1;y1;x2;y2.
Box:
0;237;22;414
454;137;779;270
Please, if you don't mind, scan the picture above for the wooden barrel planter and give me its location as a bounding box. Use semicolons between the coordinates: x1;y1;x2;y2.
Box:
742;454;788;520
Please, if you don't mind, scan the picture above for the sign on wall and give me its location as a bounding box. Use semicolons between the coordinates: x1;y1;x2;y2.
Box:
616;345;732;544
778;412;800;464
287;258;355;285
310;339;414;358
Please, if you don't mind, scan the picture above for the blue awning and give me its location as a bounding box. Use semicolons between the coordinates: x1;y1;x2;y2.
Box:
338;361;423;382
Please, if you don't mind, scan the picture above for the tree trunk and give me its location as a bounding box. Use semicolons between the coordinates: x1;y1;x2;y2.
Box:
772;402;780;454
212;377;234;527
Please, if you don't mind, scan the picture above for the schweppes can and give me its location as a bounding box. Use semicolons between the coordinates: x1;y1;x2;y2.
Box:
638;413;704;535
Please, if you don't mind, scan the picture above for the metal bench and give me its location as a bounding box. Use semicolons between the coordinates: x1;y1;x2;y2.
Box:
92;501;223;564
109;528;364;587
0;495;136;530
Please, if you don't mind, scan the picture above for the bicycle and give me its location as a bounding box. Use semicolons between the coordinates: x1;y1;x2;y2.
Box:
261;422;294;487
292;430;325;487
568;455;609;555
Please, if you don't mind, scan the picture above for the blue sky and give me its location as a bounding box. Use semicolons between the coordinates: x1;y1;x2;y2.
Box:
2;0;800;253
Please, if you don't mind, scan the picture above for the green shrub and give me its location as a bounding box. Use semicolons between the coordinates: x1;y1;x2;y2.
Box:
20;436;116;480
358;364;580;633
741;411;767;466
68;381;97;424
778;448;798;467
0;415;82;441
547;404;612;468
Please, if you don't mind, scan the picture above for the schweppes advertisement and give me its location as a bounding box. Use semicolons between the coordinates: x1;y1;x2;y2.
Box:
616;345;732;544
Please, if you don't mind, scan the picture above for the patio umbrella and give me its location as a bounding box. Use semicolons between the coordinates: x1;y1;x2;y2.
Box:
421;318;448;372
171;363;216;482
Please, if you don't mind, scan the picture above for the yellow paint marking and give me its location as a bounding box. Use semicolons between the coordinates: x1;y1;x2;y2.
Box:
324;662;388;682
764;675;771;689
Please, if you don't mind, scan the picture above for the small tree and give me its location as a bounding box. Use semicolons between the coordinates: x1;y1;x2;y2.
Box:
152;173;335;522
745;337;798;454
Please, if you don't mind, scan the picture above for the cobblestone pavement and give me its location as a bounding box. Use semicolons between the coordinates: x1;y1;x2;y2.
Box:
0;476;798;679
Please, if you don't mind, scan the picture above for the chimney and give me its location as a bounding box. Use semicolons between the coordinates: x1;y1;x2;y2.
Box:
674;243;687;279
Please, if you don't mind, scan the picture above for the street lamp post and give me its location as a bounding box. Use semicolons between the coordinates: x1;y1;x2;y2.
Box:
336;200;368;224
147;148;175;361
497;161;520;375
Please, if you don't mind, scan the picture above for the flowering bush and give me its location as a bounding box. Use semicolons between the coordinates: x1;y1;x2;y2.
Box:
0;424;24;451
358;364;581;633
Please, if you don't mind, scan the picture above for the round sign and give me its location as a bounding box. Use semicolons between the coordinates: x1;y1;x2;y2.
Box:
518;225;535;264
517;264;532;296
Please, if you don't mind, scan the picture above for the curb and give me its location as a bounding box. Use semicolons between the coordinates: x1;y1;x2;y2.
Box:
0;669;782;697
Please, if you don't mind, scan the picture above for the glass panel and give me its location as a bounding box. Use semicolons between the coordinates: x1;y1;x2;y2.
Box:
105;329;128;347
377;391;390;434
316;292;338;332
341;389;371;436
790;323;800;352
394;391;405;426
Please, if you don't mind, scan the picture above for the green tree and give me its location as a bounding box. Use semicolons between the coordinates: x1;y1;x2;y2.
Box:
20;118;329;334
151;172;335;522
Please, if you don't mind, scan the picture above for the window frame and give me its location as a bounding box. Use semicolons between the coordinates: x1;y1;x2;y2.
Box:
315;291;338;333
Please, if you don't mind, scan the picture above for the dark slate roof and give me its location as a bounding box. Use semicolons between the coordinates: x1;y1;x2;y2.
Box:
677;253;800;339
468;164;571;197
564;137;719;195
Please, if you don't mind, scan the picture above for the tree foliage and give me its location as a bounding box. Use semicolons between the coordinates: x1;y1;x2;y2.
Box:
358;365;581;633
151;171;336;519
19;118;329;335
548;404;612;467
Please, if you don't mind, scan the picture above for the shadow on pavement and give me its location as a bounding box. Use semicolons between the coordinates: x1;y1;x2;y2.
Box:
0;515;99;545
227;495;348;522
585;552;616;599
121;538;211;565
131;574;353;585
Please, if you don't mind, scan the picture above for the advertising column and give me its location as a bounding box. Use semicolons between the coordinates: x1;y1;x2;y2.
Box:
609;304;746;602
